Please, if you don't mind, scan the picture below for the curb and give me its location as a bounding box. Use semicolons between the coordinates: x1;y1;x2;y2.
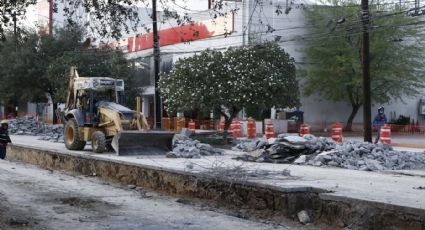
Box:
392;142;425;149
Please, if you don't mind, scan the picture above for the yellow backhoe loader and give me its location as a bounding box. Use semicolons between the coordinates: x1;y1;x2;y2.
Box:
59;66;174;155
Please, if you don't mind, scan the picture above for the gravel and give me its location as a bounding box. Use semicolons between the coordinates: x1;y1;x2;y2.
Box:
8;117;64;143
166;134;224;158
234;134;425;171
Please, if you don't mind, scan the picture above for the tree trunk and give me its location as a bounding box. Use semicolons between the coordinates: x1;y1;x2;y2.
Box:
345;104;361;131
220;109;240;136
52;102;58;124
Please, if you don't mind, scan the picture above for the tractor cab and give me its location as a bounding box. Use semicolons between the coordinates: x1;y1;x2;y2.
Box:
68;76;125;126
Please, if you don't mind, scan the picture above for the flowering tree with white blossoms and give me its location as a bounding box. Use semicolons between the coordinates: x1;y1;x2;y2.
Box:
159;42;300;131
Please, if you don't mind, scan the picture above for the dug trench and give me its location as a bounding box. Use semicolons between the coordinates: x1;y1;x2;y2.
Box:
6;144;425;229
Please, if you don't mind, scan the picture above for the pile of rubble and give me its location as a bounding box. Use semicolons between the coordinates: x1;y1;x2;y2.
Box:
234;134;425;171
307;141;425;170
8;117;64;143
166;133;224;158
234;135;334;163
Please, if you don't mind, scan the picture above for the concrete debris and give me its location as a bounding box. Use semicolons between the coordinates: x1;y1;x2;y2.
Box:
205;167;280;179
293;155;307;164
180;128;192;137
234;135;334;164
172;132;191;146
175;198;192;205
9;217;30;226
235;135;425;171
8;117;64;143
232;138;268;152
166;134;224;158
127;184;136;189
282;169;291;176
297;210;311;225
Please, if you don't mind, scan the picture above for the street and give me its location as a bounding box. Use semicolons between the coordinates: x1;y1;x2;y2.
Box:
0;159;309;230
1;0;425;229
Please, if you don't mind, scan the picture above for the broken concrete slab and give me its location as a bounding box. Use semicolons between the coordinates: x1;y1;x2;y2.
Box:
167;135;224;158
234;135;425;171
8;117;64;143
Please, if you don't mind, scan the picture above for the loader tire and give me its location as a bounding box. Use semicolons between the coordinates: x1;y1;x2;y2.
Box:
91;131;106;153
64;118;86;150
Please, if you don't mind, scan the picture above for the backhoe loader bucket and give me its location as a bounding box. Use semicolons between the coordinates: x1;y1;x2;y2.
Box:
111;130;174;156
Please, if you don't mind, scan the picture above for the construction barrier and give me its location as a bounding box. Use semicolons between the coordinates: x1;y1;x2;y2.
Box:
188;119;196;133
331;122;343;142
209;119;216;130
219;121;225;131
175;117;185;132
247;117;256;138
264;119;274;139
380;124;391;144
162;117;171;130
299;123;310;136
232;119;242;137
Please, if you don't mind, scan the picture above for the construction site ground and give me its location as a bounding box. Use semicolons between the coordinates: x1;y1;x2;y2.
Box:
5;135;425;229
0;159;311;230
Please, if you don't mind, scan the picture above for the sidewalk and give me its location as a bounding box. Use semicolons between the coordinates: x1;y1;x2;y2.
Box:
314;132;425;149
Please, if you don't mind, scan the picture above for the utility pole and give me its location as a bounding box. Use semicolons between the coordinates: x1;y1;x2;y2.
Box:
361;0;372;142
152;0;162;129
242;0;246;46
13;11;17;51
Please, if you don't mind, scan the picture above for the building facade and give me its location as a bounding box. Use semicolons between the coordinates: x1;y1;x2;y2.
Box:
28;0;425;129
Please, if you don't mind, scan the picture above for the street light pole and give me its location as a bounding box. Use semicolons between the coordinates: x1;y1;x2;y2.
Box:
152;0;162;129
361;0;372;142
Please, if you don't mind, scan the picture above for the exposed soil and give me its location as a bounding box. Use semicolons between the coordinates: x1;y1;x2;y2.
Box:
0;159;316;230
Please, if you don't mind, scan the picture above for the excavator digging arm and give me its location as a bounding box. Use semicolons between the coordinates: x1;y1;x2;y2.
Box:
65;66;79;112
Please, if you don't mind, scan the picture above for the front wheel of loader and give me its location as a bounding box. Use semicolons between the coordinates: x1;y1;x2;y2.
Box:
64;118;86;150
91;131;106;153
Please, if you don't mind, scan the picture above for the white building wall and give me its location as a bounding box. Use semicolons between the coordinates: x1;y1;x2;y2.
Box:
248;0;425;129
29;0;425;127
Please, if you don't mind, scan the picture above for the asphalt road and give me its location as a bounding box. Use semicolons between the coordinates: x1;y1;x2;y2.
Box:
0;159;311;230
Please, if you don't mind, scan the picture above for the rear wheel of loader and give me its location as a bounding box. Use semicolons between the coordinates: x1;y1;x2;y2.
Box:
91;131;106;153
64;118;86;150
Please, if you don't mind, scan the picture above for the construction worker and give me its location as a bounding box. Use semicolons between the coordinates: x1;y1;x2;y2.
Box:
373;107;387;144
0;120;12;159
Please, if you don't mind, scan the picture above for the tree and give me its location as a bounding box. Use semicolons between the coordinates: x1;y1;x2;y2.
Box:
1;0;290;40
0;31;46;104
0;26;141;121
41;27;141;108
0;0;36;40
159;42;300;130
302;1;425;131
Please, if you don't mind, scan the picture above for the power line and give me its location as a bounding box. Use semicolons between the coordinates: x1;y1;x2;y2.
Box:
120;1;425;60
148;5;425;51
140;16;425;58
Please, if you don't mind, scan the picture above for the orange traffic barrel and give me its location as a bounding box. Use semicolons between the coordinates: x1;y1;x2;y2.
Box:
209;119;215;130
175;117;185;132
299;123;310;137
380;124;391;144
188;119;196;133
264;119;274;139
232;119;242;137
219;121;225;131
247;117;256;138
331;122;343;142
